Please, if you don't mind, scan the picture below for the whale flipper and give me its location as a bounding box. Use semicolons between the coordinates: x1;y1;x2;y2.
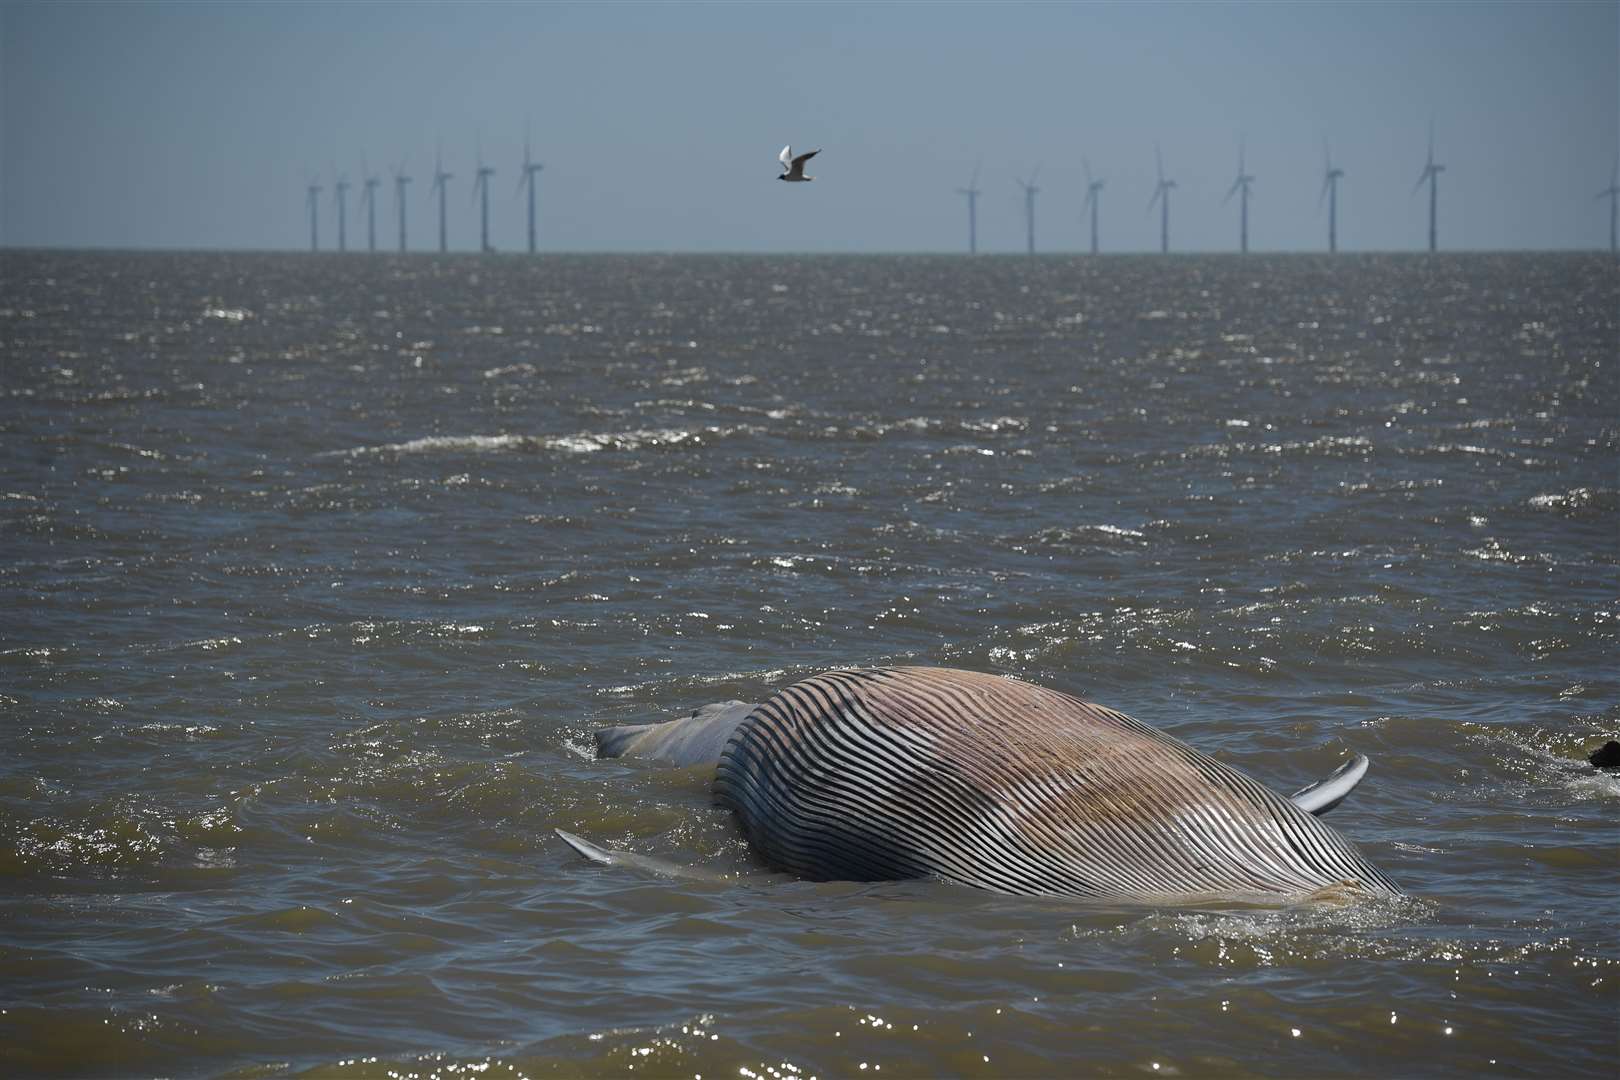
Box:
554;828;616;864
1288;754;1369;816
554;828;733;884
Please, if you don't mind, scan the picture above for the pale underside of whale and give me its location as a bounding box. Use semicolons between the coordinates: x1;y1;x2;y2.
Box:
565;667;1398;903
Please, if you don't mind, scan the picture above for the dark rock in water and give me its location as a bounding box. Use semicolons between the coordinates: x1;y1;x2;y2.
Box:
1588;741;1620;768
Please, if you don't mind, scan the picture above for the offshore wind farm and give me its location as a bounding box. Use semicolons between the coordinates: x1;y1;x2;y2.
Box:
295;117;1616;257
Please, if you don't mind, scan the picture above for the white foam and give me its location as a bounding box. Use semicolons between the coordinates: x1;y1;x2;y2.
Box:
321;426;750;459
324;434;529;458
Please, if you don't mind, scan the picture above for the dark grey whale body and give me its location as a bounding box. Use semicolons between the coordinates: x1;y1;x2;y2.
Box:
584;666;1399;902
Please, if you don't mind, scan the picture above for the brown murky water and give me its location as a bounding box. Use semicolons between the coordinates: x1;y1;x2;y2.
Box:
2;250;1616;1077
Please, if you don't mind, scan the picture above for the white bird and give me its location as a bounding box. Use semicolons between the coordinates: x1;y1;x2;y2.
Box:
778;145;819;182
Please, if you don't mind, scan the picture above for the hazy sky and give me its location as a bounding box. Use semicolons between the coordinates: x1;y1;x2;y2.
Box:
3;1;1616;253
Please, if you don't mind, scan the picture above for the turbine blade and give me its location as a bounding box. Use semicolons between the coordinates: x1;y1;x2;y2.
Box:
1318;173;1330;208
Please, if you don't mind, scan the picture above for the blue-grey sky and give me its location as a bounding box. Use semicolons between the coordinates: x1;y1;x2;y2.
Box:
3;1;1616;253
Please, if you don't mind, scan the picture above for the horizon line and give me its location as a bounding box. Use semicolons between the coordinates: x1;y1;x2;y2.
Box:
4;244;1617;258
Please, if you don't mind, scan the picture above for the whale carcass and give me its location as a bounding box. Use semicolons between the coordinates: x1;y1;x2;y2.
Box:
567;666;1399;902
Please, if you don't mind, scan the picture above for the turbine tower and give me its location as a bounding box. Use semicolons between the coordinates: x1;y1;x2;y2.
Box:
305;177;322;251
1016;165;1041;255
1082;157;1104;255
955;159;982;255
1320;139;1345;253
333;169;351;253
1148;144;1177;254
1413;122;1444;252
431;142;452;253
392;158;411;253
473;139;496;254
517;123;544;255
1599;152;1619;255
1223;140;1254;254
360;155;380;253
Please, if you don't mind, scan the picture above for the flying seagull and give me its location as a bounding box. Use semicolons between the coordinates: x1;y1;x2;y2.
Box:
778;145;819;182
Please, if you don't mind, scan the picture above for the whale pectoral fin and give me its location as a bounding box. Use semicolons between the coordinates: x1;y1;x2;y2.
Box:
1288;753;1370;816
555;828;616;864
554;828;730;884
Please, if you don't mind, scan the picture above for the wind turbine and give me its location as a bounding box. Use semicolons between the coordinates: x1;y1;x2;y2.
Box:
1320;138;1345;253
1148;144;1177;254
517;122;544;255
333;168;351;253
392;158;411;252
1082;157;1104;255
1598;152;1619;255
955;159;982;255
305;176;322;251
1016;165;1041;255
360;155;381;253
430;142;452;253
1413;121;1445;252
473;138;496;253
1223;140;1255;254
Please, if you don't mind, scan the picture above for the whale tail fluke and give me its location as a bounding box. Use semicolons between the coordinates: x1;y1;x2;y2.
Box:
1288;754;1370;816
